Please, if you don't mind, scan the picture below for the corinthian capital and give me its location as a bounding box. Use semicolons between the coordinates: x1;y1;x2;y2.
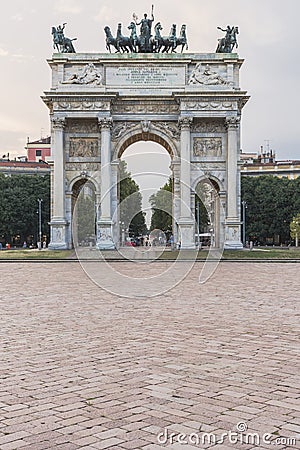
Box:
98;117;113;130
51;116;65;130
178;116;193;131
225;116;240;129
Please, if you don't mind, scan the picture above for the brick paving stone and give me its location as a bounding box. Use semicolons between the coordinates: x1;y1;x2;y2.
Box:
0;262;300;449
91;437;124;449
0;440;29;450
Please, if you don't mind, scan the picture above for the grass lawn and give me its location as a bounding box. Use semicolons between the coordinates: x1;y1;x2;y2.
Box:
0;249;75;259
0;247;299;261
157;247;300;260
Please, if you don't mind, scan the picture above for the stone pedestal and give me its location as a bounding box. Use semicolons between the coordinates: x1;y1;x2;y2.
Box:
224;220;243;250
48;219;69;250
177;218;195;250
96;220;115;250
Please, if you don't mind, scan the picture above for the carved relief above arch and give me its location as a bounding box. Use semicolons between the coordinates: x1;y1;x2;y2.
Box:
191;172;224;193
68;173;99;194
112;120;180;159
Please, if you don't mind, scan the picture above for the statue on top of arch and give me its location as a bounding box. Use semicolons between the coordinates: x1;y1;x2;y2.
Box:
104;5;188;54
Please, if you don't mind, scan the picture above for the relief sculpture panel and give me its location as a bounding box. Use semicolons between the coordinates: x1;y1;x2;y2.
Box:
69;137;99;157
67;119;98;133
193;137;222;157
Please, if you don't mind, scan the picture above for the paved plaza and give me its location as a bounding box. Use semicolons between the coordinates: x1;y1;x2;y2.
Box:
0;261;299;449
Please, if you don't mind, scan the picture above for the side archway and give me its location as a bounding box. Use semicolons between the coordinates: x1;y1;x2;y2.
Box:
192;176;223;248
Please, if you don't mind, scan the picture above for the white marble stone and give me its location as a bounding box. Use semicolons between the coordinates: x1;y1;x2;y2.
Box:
43;53;249;250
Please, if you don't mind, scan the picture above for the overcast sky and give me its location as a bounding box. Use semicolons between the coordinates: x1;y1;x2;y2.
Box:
0;0;299;164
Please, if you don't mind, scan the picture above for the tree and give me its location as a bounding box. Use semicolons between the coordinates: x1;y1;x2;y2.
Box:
119;161;147;236
0;174;50;245
290;213;300;247
241;175;300;245
75;190;96;244
149;177;173;231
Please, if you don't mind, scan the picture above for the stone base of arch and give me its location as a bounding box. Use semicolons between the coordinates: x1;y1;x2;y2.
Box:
224;220;243;250
177;218;196;249
48;219;69;250
96;219;115;250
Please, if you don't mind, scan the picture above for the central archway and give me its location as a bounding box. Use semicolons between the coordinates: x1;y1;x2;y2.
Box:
119;141;172;246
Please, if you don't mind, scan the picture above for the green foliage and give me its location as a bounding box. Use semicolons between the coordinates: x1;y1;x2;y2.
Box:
149;177;173;231
119;161;147;236
0;173;50;245
241;175;300;244
75;192;95;243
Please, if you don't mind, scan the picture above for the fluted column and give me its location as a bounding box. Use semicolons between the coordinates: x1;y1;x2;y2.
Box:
98;117;113;220
48;116;68;250
51;117;66;220
224;116;243;249
177;116;195;249
178;117;193;219
226;116;240;219
96;117;115;249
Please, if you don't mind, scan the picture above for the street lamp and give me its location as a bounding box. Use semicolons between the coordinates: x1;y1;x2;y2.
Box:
37;198;43;249
242;200;247;246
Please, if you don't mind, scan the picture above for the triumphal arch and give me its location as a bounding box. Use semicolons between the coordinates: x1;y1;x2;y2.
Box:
44;21;249;250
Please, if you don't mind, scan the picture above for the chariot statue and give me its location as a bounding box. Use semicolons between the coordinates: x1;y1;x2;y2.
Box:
103;5;188;54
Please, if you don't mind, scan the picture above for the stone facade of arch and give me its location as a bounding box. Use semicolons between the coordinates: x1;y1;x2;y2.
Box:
43;53;249;250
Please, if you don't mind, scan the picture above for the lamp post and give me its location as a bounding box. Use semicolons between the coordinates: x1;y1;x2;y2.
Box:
37;199;43;249
242;200;247;246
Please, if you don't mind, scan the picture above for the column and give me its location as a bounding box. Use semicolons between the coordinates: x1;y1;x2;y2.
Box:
48;116;68;250
177;117;195;249
171;158;181;246
96;117;115;250
111;159;120;247
224;116;243;249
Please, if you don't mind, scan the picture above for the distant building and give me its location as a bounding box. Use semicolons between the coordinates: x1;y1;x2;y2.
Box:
241;146;300;179
0;136;51;176
25;136;51;162
0;159;50;176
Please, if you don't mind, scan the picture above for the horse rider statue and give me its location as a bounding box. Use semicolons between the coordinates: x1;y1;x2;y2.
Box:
216;25;238;53
52;23;76;53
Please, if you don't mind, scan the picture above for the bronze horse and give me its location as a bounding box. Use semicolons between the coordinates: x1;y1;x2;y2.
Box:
52;26;76;53
216;26;239;53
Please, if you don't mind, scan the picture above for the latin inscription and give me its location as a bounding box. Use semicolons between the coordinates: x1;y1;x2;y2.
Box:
106;66;185;86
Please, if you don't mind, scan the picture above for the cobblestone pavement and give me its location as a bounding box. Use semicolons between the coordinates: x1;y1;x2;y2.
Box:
0;262;299;450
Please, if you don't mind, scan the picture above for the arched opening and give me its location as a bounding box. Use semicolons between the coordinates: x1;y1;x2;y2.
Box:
118;140;172;246
194;178;221;248
71;178;96;247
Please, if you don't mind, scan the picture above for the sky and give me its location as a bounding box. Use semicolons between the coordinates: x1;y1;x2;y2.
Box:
0;0;299;162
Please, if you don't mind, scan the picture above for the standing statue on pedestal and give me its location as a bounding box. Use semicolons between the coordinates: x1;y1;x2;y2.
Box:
216;25;239;53
52;23;77;53
133;5;154;52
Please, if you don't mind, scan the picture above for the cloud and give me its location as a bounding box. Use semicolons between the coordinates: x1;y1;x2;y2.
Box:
54;0;82;15
0;48;8;57
94;6;115;24
11;13;23;22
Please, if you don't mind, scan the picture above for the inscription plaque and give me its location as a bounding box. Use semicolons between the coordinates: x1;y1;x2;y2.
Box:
106;65;185;87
